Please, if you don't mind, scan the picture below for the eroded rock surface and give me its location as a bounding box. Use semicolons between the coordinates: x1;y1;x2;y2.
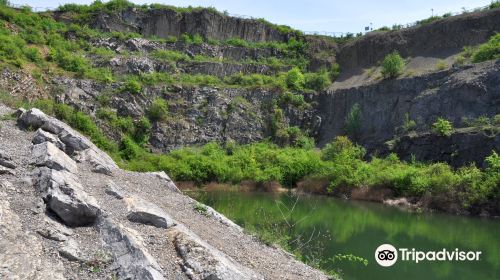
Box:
33;167;100;226
125;196;176;229
0;106;328;280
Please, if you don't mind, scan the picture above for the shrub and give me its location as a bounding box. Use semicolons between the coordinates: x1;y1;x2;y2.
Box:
120;136;142;160
431;117;454;136
121;79;142;94
321;136;365;161
493;114;500;125
285;67;305;91
278;92;308;109
133;116;151;144
151;50;189;62
225;37;248;47
435;60;447;70
148;98;168;121
330;63;341;80
304;69;331;91
490;1;500;9
381;51;405;78
345;103;362;138
471;33;500;63
180;33;204;45
23;47;42;63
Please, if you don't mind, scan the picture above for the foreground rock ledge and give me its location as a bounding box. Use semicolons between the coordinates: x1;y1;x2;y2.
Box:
0;105;328;280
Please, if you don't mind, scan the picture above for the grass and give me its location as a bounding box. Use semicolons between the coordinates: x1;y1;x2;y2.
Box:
471;33;500;63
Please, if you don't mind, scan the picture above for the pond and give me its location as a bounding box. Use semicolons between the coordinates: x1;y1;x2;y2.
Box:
188;190;500;280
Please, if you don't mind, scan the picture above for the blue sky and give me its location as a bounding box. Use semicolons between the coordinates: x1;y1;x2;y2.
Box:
9;0;493;33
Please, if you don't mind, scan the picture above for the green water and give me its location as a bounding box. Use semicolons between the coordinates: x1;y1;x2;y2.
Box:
189;191;500;280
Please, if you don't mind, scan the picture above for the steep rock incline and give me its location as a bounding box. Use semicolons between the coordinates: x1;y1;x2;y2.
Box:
312;60;500;166
56;8;291;43
53;78;313;152
0;104;327;280
337;8;500;73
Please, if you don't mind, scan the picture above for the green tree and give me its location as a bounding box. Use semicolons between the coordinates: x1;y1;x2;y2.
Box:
381;51;405;78
285;67;305;91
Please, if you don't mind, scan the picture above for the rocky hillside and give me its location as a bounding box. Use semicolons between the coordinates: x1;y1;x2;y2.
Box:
0;104;327;279
0;1;498;168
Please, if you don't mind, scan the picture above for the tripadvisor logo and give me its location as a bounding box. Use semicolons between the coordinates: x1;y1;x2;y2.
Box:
375;244;482;267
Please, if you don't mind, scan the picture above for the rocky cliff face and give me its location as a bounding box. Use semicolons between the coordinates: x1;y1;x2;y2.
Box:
337;8;500;72
0;104;327;279
53;76;311;153
7;59;498;166
312;60;500;165
57;7;292;43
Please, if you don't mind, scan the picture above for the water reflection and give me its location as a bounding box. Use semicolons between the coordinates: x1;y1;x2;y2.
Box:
190;191;500;280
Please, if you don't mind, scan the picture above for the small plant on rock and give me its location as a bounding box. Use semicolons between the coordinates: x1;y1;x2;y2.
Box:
381;51;405;78
121;79;142;94
345;103;362;139
432;117;454;136
194;202;208;215
148;98;169;121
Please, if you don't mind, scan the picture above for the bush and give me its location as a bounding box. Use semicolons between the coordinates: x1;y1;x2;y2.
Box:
180;33;204;45
490;1;500;9
285;67;305;91
431;117;454;136
493;114;500;125
321;136;365;161
225;37;248;47
278;92;308;109
304;69;331;91
401;113;416;133
435;60;447;70
151;50;189;62
471;33;500;63
133;116;151;144
345;103;362;138
330;63;341;80
148;98;168;121
121;79;142;94
381;51;405;78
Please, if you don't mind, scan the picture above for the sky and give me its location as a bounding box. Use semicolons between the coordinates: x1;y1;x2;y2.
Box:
9;0;494;34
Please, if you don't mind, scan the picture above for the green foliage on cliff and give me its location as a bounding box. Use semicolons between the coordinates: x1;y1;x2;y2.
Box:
285;67;305;91
490;1;500;9
148;98;169;121
121;79;142;94
381;51;405;78
13;98;499;211
345;103;362;138
471;33;500;63
304;69;331;91
431;117;454;136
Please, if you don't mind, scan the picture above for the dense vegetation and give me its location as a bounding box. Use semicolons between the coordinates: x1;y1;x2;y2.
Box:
381;51;405;78
0;3;338;93
2;90;497;212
